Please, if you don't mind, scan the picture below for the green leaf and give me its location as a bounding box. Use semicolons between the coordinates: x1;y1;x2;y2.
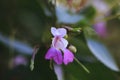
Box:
86;38;119;71
83;27;119;71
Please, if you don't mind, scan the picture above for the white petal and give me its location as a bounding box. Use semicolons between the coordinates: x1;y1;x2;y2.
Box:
57;28;67;37
51;27;58;37
51;27;67;37
52;37;68;50
60;38;68;49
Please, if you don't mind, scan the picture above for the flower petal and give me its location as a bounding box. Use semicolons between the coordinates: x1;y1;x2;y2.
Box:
45;47;57;59
45;47;63;64
63;49;74;65
60;38;68;49
51;27;67;37
51;27;57;37
52;37;68;50
57;28;67;37
53;50;63;64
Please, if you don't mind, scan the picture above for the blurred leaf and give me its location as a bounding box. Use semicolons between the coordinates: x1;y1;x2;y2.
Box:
54;64;64;80
86;38;119;71
56;6;84;24
83;27;119;71
81;6;96;20
0;33;33;55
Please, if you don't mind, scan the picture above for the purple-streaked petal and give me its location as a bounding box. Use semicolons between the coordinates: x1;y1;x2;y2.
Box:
60;38;68;49
63;49;74;65
51;27;67;37
53;50;63;64
45;47;57;59
52;37;68;50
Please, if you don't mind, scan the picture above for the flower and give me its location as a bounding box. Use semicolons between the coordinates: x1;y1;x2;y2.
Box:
45;27;74;65
93;21;107;37
9;55;28;68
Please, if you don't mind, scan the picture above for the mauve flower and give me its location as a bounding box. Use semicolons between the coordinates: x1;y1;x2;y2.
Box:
45;47;63;64
9;55;28;68
93;21;107;37
63;49;74;65
45;27;74;65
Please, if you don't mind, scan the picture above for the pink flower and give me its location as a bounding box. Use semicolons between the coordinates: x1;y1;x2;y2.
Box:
63;49;74;65
45;47;63;64
93;22;107;37
45;27;74;65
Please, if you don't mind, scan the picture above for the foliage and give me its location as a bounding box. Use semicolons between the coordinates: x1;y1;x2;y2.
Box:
0;0;120;80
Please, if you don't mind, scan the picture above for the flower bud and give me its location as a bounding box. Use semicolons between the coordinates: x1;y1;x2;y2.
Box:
68;45;77;53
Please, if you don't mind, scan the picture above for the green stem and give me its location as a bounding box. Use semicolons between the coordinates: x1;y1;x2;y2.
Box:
50;60;53;70
74;57;90;73
103;13;120;21
30;45;39;71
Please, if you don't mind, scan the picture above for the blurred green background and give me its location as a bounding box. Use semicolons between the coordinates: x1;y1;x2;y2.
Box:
0;0;120;80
